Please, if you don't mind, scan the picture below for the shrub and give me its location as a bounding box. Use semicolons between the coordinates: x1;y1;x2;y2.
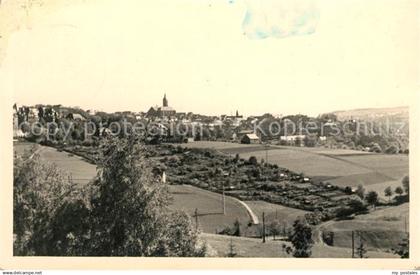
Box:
335;207;354;219
348;199;368;214
355;184;365;200
248;156;258;166
322;231;334;246
369;143;383;153
344;186;353;195
385;145;399;154
395;186;404;196
365;191;379;209
402;176;409;195
289;218;313;258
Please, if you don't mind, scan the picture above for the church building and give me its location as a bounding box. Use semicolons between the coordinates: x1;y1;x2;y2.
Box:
146;94;176;118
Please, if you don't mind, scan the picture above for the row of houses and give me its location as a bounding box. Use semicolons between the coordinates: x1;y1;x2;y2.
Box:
14;104;88;123
13;100;329;146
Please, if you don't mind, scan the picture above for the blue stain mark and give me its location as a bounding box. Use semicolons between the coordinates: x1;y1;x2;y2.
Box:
305;27;316;35
294;13;308;27
229;0;235;4
254;29;269;39
294;10;319;28
270;26;283;38
241;2;319;40
242;10;252;25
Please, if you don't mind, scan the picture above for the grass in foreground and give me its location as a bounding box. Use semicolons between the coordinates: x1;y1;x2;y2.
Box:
201;233;398;258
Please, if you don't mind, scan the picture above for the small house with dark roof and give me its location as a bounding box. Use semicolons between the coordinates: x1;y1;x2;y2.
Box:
241;133;260;144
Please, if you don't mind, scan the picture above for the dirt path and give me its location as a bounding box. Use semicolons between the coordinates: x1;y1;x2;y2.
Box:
313;220;337;245
230;196;260;225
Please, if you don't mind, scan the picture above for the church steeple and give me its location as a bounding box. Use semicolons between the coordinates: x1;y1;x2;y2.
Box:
163;93;168;107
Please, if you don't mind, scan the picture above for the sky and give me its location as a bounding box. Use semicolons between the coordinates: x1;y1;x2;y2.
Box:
1;0;417;117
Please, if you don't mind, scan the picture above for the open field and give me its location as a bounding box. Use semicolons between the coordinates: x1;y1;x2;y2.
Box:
237;149;371;177
169;184;253;234
14;141;407;257
38;146;97;185
183;141;409;198
201;233;290;257
182;141;256;150
320;203;409;250
13;141;40;155
14;142;97;185
201;233;398;258
244;200;309;227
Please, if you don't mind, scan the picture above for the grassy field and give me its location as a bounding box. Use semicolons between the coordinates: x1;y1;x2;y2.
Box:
320;203;409;250
169;184;253;234
38;146;97;185
183;141;254;150
14;142;97;185
183;141;409;198
244;200;309;227
13;141;40;155
201;233;290;257
201;233;398;258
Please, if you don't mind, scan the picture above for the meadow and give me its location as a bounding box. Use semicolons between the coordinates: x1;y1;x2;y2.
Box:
243;200;309;227
168;184;252;234
14;142;97;186
201;233;398;258
320;203;409;250
184;141;409;198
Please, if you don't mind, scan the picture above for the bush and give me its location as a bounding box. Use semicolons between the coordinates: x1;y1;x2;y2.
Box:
304;211;323;225
344;186;353;195
289;218;313;258
82;139;94;147
335;207;354;219
365;191;379;208
385;145;399;154
402;176;409;195
394;195;409;205
369;143;383;153
322;231;334;246
248;156;258;166
218;226;233;236
348;199;368;214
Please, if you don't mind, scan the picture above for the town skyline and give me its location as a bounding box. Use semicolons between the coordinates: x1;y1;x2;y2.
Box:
12;93;411;118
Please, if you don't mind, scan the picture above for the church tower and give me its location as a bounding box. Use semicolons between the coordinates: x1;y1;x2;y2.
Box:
163;93;168;107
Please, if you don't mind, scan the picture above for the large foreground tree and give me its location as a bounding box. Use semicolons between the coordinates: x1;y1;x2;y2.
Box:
88;136;207;256
13;148;89;256
289;218;314;258
14;137;207;256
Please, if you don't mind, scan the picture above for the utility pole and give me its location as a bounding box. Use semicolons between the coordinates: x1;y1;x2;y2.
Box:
351;231;355;258
222;183;226;215
228;237;237;257
356;231;367;258
265;143;269;164
262;212;266;243
222;169;231;216
194;208;199;231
